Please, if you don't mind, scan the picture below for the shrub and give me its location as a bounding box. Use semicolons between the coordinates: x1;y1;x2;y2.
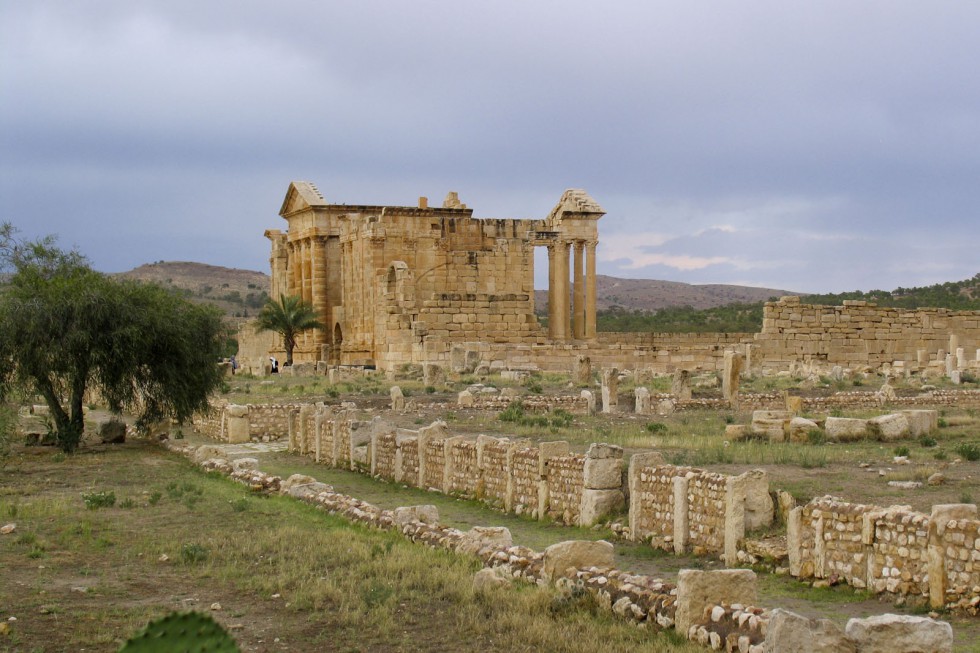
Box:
933;449;948;461
526;382;543;394
938;418;948;428
82;491;116;510
645;422;667;434
425;386;436;394
180;543;210;564
894;445;911;458
807;429;825;445
955;443;980;462
919;436;938;448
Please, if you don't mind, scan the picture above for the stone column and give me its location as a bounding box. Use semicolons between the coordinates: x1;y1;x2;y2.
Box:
585;240;597;339
311;236;328;353
573;241;585;339
555;241;571;339
547;243;558;339
287;242;299;298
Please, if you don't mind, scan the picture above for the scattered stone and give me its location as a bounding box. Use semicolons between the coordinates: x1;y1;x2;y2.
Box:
210;602;222;611
0;523;15;535
764;608;856;653
674;569;757;635
541;540;614;581
473;567;511;592
927;473;946;486
456;526;512;556
887;481;922;489
158;554;170;563
844;614;952;653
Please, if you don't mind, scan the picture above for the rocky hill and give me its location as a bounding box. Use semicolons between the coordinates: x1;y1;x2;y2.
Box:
534;275;796;313
114;262;270;318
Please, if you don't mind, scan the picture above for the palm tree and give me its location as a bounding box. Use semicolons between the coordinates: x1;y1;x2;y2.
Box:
255;294;324;366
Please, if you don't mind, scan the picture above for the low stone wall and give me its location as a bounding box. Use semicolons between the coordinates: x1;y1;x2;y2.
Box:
788;496;980;609
629;459;774;561
171;442;956;652
545;454;586;525
465;394;590;414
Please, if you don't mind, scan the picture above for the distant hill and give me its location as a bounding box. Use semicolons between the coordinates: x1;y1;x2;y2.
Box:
534;275;797;314
114;262;270;319
801;274;980;311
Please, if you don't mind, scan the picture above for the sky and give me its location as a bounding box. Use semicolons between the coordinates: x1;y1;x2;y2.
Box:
1;1;978;294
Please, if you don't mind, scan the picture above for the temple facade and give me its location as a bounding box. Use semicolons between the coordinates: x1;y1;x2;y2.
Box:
265;181;604;369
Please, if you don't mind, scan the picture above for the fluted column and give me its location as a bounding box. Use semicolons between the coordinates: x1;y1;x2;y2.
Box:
573;241;585;339
585;240;597;339
287;242;299;299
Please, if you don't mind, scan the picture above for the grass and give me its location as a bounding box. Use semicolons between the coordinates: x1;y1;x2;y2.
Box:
0;444;698;652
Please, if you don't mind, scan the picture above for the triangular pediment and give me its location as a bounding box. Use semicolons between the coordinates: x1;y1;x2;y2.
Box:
279;181;329;217
545;189;605;226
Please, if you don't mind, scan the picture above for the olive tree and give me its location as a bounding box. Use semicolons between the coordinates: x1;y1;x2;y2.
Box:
0;225;226;452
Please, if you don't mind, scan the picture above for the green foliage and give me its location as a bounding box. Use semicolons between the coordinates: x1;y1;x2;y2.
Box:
81;491;116;510
894;445;910;457
645;422;667;434
498;401;572;429
597;302;764;333
180;543;210;564
801;274;980;311
919;436;938;448
254;294;324;365
955;443;980;462
118;611;240;653
0;224;225;452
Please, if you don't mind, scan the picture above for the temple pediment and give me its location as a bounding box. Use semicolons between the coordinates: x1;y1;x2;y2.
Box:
545;189;605;227
279;181;330;217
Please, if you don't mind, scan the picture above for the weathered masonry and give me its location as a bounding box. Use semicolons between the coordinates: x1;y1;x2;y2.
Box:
266;182;603;368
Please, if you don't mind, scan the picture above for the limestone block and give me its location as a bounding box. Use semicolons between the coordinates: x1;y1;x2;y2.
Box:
657;398;676;415
539;441;570;477
226;404;249;418
824;417;869;441
788;417;820;443
751;410;792;442
671;370;692;400
763;609;856;653
868;413;910;441
423;363;445;386
784;394;803;414
634;386;650;414
579;489;625;526
736;469;774;531
844;615;952;653
674;569;757;635
574;355;592;385
390;386;405;411
231;457;258;472
583;458;623;490
292;362;315;376
457;390;475;407
901;410;938;437
193;445;226;465
541;540;615;581
586;442;623;459
226;415;250;444
580;390;596;415
722;350;744;403
392;505;439;526
601;367;619;413
278;474;318;495
456;526;512;556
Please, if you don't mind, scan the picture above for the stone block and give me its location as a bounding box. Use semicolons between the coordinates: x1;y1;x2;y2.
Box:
278;474;318;495
634;386;650;414
541;540;615;581
580;389;596;415
539;441;570;477
457;390;475;407
586;442;623;459
788;417;820;443
901;409;938;437
226;404;249;418
226;415;250;444
844;614;952;653
725;424;751;441
456;526;512;556
825;416;869;441
392;505;439;526
751;410;792;441
390;386;405;411
763;609;856;653
583;458;623;490
473;567;511;593
868;413;910;441
674;569;757;635
579;489;625;526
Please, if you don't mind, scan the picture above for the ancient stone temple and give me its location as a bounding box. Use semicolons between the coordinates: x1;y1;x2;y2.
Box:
265;181;604;368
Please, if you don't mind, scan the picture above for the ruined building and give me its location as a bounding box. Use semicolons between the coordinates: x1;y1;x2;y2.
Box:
255;181;980;376
265;181;603;369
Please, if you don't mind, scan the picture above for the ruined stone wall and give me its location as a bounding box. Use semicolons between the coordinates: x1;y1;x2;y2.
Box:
546;454;586;525
373;432;397;481
481;439;511;510
399;436;420;486
466;394;590;414
756;297;980;370
790;497;980;606
334;419;351;468
686;472;728;555
423;436;447;491
192;409;224;440
630;465;691;550
511;447;541;517
448;439;480;498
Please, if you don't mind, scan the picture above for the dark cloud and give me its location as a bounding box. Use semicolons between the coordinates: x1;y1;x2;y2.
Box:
1;1;977;290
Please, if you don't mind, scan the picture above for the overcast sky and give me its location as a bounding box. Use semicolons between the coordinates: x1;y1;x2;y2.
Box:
1;2;977;293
